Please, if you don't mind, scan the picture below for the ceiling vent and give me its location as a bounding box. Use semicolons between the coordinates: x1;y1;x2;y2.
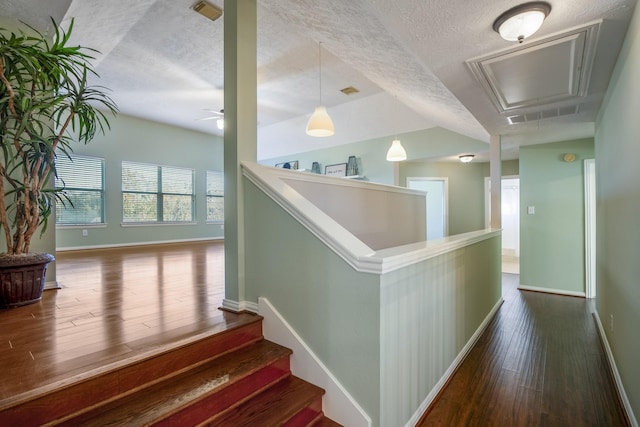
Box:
507;105;580;124
340;86;360;95
192;1;223;22
467;22;600;113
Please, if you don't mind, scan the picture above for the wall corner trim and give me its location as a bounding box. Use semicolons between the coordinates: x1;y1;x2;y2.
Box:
221;299;259;313
593;312;639;427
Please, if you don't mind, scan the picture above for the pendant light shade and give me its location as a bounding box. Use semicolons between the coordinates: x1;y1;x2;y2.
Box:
306;105;334;137
459;154;475;163
493;2;551;43
306;42;334;137
216;117;224;130
386;139;407;162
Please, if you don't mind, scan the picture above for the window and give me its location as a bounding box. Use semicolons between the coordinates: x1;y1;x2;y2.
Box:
55;155;105;225
122;161;195;223
206;170;224;222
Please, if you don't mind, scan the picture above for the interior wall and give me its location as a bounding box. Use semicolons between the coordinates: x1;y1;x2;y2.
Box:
56;114;224;249
399;161;486;235
259;127;488;186
595;0;640;419
519;138;594;294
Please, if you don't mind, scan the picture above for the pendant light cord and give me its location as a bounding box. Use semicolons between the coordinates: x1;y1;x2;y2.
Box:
318;41;323;105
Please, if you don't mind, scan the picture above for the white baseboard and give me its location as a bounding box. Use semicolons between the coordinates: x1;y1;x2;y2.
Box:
44;280;61;290
593;312;638;427
258;297;371;427
405;297;504;427
56;237;223;252
518;284;586;298
221;298;258;313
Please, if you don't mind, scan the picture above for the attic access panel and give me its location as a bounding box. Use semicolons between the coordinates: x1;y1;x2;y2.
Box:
467;22;600;112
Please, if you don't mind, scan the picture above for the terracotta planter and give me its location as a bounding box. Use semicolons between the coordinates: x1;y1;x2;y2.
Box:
0;253;55;308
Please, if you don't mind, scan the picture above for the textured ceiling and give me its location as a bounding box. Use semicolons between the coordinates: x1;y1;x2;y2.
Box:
0;0;636;161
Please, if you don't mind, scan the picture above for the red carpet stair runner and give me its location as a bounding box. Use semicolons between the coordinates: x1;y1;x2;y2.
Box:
0;312;341;426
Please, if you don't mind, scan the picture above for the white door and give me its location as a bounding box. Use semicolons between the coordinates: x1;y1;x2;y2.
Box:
407;177;448;240
501;178;520;257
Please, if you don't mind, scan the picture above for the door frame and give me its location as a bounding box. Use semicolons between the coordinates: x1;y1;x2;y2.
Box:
584;159;596;298
406;177;449;239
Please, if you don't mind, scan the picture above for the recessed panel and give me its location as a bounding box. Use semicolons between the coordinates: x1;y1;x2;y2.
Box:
467;23;600;113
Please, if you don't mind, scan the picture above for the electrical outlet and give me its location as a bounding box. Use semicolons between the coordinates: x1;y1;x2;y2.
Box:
610;314;614;332
527;206;535;214
82;229;88;237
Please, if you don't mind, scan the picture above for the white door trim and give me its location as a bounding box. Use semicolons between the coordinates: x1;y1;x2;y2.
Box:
584;159;596;298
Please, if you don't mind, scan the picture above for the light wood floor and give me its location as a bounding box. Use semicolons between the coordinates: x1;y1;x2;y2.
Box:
0;242;629;426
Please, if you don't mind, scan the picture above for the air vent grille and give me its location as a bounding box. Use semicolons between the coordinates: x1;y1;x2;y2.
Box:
192;1;223;21
508;105;580;125
340;86;360;95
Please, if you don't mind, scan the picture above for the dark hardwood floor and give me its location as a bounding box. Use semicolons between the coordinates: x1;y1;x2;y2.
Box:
0;241;226;405
0;242;629;426
419;273;629;426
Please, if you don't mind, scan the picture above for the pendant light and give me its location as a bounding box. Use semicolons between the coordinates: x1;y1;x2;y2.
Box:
386;95;407;161
386;139;407;162
493;2;551;43
306;42;335;137
216;109;224;130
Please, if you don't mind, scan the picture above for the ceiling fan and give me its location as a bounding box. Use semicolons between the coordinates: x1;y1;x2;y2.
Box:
198;109;224;129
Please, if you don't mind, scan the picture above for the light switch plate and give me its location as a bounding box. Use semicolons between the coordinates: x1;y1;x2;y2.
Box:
528;206;535;214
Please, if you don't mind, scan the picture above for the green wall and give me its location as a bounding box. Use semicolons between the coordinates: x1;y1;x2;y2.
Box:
260;127;488;185
56;114;224;249
519;139;594;294
243;180;382;422
398;161;486;235
595;0;640;419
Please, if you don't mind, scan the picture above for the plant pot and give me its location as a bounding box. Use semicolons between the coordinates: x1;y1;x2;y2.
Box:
0;253;55;308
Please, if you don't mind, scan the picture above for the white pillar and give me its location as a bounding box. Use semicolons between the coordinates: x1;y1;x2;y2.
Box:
223;0;257;309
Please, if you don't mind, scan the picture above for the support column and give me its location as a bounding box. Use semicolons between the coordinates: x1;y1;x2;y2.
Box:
490;134;502;229
223;0;257;310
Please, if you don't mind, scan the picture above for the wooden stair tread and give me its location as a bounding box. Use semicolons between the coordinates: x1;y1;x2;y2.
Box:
0;310;262;410
66;339;292;426
314;416;343;426
209;375;326;426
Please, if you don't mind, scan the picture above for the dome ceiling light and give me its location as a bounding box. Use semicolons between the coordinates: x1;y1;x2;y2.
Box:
493;2;551;43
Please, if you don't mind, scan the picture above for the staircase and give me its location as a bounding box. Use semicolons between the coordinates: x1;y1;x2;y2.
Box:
0;311;340;426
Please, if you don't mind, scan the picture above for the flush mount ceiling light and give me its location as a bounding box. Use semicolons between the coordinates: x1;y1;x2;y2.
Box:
493;2;551;43
459;154;475;163
386;139;407;162
306;42;335;137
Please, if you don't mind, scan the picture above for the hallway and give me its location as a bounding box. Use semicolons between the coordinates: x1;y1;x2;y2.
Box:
419;273;628;426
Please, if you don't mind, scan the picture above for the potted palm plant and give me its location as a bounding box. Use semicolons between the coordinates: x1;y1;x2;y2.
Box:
0;19;117;307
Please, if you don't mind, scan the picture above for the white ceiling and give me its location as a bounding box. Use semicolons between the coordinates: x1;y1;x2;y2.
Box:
0;0;636;161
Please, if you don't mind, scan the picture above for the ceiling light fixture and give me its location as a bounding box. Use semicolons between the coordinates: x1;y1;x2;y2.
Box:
216;109;224;130
493;2;551;43
386;96;407;162
459;154;475;163
387;139;407;162
306;42;335;137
